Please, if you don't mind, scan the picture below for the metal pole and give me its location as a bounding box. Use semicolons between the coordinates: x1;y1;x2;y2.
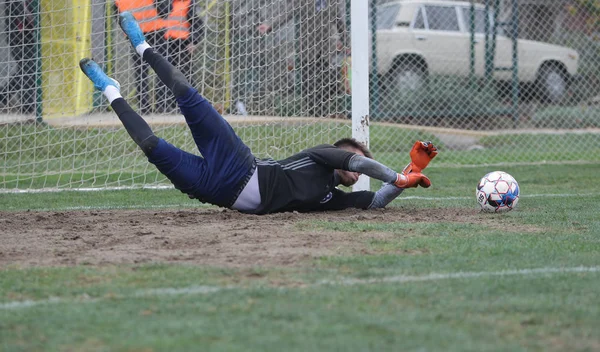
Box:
33;0;43;123
469;1;476;88
511;0;519;128
490;0;500;73
370;0;379;119
224;0;231;111
484;0;492;80
346;0;351;112
351;0;370;192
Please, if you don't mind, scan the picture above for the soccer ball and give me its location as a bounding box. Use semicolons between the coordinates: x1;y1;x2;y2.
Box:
476;171;520;212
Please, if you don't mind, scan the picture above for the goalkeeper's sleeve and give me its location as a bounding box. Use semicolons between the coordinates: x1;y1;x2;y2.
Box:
368;183;404;209
347;155;398;184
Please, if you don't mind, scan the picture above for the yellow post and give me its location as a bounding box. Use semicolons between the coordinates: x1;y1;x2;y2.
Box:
73;0;92;113
40;0;92;118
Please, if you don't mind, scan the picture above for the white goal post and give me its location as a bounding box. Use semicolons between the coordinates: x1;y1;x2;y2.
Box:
351;0;371;192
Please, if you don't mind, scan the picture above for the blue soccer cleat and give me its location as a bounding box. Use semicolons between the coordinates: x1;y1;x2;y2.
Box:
119;11;146;48
79;58;120;91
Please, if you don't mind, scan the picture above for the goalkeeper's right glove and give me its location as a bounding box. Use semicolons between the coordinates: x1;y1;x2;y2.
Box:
404;140;438;174
394;172;431;189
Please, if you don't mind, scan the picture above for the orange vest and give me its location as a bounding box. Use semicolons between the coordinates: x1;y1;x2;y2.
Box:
164;0;191;40
115;0;165;33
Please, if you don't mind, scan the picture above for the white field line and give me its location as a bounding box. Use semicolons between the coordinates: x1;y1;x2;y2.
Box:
4;192;600;212
0;185;175;194
1;160;599;179
318;266;600;286
436;160;600;168
5;192;600;212
400;193;600;201
0;161;598;178
1;266;599;310
9;203;212;212
0;181;598;200
1;161;599;195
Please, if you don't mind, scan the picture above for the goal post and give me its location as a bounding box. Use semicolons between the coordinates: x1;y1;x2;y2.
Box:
351;0;371;191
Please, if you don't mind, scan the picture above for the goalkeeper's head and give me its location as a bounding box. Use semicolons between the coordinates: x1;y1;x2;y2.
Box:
334;138;372;159
334;138;373;186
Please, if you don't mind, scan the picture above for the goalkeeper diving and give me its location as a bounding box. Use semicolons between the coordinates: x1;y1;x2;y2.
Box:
79;12;438;214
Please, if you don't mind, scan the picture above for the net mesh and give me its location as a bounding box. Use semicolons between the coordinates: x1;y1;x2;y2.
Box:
0;0;599;191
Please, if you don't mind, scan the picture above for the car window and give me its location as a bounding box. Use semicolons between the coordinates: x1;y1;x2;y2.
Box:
424;5;460;31
461;7;506;36
376;4;401;30
413;7;425;29
462;8;486;34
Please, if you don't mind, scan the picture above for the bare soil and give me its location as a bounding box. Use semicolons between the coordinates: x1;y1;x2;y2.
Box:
0;207;536;268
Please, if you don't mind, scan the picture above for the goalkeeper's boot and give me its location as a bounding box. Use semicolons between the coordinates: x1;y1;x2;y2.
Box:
79;58;121;92
119;11;146;49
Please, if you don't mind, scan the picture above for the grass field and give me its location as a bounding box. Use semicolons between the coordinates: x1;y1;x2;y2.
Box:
2;121;600;189
1;153;600;351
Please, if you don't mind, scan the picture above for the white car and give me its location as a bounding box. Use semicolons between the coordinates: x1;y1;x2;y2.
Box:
376;0;580;103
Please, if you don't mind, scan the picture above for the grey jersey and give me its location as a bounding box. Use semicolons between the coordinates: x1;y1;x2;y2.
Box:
253;144;374;214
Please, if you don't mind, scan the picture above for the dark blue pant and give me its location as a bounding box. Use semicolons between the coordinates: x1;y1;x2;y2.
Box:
147;88;256;207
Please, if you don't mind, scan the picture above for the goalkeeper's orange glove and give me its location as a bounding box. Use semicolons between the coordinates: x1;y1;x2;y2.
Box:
394;172;431;188
403;141;438;174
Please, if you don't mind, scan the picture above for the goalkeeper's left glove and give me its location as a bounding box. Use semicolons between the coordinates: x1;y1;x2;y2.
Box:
403;140;438;174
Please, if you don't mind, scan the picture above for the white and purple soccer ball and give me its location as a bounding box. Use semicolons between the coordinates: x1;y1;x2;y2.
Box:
476;171;520;212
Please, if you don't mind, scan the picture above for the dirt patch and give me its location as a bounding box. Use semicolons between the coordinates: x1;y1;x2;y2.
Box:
0;207;540;268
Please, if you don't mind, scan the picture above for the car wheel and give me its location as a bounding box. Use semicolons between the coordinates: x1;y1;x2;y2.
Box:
387;60;427;92
537;65;568;104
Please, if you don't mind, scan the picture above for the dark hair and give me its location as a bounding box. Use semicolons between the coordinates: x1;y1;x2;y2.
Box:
334;138;373;159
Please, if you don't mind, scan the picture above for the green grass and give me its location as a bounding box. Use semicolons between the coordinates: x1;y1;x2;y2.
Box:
532;105;600;128
1;162;600;351
375;76;506;120
4;276;599;351
3;121;600;189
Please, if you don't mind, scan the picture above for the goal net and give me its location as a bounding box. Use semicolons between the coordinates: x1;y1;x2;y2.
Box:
0;0;599;192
